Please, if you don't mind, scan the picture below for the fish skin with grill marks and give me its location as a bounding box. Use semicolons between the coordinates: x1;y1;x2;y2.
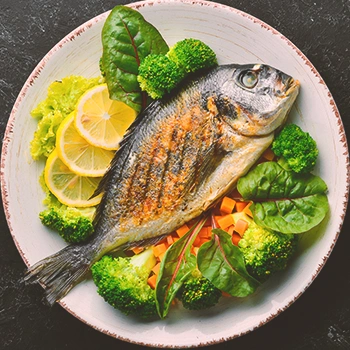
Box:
24;64;300;305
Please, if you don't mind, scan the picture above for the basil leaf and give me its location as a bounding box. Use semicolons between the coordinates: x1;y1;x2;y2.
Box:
197;229;260;297
101;6;169;112
155;217;206;318
237;162;329;234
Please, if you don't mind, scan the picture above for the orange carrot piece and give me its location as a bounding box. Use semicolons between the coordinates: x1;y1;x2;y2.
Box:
176;224;190;237
199;238;211;246
214;215;222;222
152;262;161;275
217;214;235;229
152;243;168;257
199;226;212;239
131;246;144;255
234;219;249;236
158;251;167;261
235;201;249;212
167;235;174;246
193;235;201;247
227;225;235;236
220;196;236;214
147;274;157;289
243;202;253;218
222;291;232;297
231;232;241;246
262;147;275;161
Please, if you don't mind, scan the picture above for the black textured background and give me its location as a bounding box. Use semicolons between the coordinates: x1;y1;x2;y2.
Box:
1;0;349;349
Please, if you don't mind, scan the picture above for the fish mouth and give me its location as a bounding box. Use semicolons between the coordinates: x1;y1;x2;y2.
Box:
285;78;300;96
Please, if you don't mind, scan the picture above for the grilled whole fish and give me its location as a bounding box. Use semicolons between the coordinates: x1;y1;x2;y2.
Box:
25;64;299;304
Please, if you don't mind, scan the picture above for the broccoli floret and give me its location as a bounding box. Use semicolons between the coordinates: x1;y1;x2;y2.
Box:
39;172;95;243
167;38;218;74
236;213;298;282
137;54;184;99
271;124;319;173
40;206;94;243
137;39;217;99
177;269;222;311
91;248;157;319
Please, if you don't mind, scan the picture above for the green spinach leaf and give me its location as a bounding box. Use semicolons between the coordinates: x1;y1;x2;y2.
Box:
155;217;207;318
101;5;169;112
197;229;260;297
237;161;329;234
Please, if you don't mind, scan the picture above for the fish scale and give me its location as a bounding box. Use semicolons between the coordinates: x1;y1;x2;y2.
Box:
24;63;299;305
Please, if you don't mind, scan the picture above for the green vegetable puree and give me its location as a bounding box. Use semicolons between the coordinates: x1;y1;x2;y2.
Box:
30;75;101;160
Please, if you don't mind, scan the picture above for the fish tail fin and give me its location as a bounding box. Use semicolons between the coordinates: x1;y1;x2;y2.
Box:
23;244;93;305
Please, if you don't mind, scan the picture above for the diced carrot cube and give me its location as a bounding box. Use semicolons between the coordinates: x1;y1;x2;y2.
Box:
199;227;211;238
147;274;157;289
176;224;190;237
193;235;201;247
262;147;275;161
243;202;253;218
226;225;235;236
234;219;249;236
217;214;235;229
131;246;144;255
152;243;168;257
152;262;161;275
231;232;241;246
199;238;211;246
222;291;232;297
167;235;174;246
220;196;236;214
198;227;207;237
236;201;249;212
158;251;167;261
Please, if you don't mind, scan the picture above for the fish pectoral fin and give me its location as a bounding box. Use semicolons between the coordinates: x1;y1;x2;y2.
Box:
182;142;225;198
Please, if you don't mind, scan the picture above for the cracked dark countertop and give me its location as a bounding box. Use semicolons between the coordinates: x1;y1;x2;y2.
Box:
0;0;349;349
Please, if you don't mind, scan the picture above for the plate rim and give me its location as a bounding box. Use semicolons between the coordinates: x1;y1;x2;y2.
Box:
1;0;349;347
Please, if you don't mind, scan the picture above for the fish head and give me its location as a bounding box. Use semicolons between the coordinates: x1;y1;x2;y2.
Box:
218;64;300;136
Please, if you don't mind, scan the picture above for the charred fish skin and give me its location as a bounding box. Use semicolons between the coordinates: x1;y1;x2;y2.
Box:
24;64;299;304
93;64;299;251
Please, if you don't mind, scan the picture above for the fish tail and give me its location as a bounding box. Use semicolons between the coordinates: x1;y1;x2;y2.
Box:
23;244;94;305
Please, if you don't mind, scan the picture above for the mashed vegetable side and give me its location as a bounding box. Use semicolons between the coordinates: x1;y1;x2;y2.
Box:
30;75;101;160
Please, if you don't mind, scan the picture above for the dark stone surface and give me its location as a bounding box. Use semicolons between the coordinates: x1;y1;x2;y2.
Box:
0;0;349;349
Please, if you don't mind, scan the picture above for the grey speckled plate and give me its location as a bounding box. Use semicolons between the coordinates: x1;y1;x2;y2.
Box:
1;0;349;347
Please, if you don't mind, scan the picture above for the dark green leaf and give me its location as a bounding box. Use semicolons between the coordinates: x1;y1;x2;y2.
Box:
197;229;260;297
101;5;169;112
237;161;329;233
155;217;207;318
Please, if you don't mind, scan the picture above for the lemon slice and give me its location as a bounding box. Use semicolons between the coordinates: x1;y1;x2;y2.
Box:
45;149;103;207
75;84;137;149
56;112;115;177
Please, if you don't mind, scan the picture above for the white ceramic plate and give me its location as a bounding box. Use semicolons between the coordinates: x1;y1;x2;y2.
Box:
1;0;349;347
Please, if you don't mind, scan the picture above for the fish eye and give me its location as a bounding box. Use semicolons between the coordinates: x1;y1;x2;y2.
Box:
240;70;258;89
